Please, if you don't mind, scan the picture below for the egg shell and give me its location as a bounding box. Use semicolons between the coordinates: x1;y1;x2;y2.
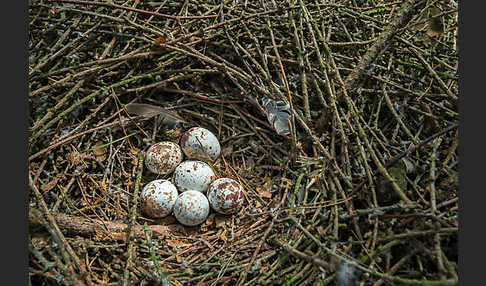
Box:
180;127;221;162
173;190;210;226
141;179;178;218
208;178;244;214
145;141;182;175
173;160;216;193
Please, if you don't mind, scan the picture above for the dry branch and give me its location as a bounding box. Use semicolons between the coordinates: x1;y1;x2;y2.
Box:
29;209;171;241
342;0;426;95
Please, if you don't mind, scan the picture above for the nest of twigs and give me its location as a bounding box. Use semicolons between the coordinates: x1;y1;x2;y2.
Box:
29;0;459;285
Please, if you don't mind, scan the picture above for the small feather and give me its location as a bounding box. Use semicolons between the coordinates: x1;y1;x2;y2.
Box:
125;103;185;123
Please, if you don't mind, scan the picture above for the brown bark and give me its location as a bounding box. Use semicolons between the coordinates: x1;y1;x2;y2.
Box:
30;209;171;241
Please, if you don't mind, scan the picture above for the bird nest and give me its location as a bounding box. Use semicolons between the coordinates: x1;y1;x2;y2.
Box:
29;0;459;285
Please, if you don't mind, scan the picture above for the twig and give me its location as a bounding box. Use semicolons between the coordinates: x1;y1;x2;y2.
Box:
348;123;459;198
29;67;170;144
157;86;243;105
372;250;419;286
273;237;331;269
429;137;447;276
377;227;457;243
31;80;86;132
342;0;427;95
288;215;458;285
46;0;223;20
382;83;417;143
29;117;145;161
121;152;144;286
29;175;93;286
410;47;458;101
384;123;459;169
236;175;291;285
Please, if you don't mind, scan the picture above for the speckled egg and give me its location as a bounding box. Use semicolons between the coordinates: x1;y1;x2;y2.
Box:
173;160;216;193
180;127;221;162
208;178;244;214
145;141;183;175
140;179;178;218
173;190;210;226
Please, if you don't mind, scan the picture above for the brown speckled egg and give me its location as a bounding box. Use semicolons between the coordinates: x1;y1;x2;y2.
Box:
173;160;216;193
145;141;182;175
173;190;210;226
141;179;178;218
180;127;221;162
208;178;244;214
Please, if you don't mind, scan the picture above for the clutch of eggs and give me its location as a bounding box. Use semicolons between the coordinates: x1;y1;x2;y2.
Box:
140;127;243;226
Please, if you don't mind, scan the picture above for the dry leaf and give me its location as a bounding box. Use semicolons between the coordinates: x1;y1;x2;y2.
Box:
100;180;108;192
220;229;227;242
446;25;458;32
154;37;165;44
167;239;190;248
215;217;226;228
159;216;177;224
202;213;215;227
259;265;268;274
426;17;442;37
254;200;262;208
92;141;107;161
234;229;244;238
147;225;170;236
262;177;271;189
261;191;272;199
426;8;443;37
167;224;188;235
166;239;177;247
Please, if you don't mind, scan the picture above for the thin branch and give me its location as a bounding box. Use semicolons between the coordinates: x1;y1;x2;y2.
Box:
46;0;223;20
